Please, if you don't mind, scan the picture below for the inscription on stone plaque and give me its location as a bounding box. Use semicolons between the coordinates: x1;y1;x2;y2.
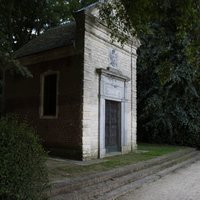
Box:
104;83;123;99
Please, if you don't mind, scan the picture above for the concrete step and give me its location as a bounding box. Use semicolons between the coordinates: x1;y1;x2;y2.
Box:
99;151;200;200
95;152;200;200
49;148;199;200
50;148;194;196
68;151;199;200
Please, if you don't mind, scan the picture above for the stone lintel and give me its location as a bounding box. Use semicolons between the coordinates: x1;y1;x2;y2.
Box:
96;68;130;82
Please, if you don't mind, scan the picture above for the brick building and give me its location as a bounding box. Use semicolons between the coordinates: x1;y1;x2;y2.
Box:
6;3;139;160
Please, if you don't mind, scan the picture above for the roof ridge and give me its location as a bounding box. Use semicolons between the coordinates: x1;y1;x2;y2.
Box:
45;21;75;32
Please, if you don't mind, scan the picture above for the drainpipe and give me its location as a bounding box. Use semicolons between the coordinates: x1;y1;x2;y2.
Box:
131;43;133;151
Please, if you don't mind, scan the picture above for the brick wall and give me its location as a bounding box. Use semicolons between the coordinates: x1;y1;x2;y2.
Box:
6;55;84;159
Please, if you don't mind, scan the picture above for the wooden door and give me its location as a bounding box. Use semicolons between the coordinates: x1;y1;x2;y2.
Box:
105;100;121;153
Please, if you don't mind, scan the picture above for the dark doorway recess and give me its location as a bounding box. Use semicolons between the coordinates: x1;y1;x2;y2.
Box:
105;100;121;153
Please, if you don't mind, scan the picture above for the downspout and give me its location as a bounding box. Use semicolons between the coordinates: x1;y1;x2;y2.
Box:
131;43;133;151
130;43;136;151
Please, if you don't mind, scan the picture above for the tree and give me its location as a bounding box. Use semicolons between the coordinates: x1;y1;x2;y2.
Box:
0;115;48;199
100;0;200;71
0;0;97;51
0;0;97;116
100;0;200;146
2;0;199;146
0;30;32;116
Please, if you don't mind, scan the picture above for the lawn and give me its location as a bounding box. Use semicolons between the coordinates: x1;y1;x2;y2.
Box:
47;143;185;181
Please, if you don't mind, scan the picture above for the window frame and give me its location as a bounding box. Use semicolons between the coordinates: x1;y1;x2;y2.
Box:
40;70;59;119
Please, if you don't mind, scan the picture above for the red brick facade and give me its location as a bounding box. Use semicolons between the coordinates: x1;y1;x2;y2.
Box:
6;55;84;159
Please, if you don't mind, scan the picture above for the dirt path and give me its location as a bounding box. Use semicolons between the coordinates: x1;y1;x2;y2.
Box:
117;160;200;200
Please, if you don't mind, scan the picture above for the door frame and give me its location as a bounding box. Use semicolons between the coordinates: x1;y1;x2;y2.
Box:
97;68;130;158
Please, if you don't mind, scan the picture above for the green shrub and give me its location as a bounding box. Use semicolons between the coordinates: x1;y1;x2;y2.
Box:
0;115;48;200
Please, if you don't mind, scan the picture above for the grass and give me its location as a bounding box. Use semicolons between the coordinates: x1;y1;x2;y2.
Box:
48;143;185;181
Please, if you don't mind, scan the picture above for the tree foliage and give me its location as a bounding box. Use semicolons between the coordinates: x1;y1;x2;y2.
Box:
0;0;97;116
0;0;97;51
137;23;200;146
1;0;199;146
0;115;48;199
0;30;32;116
101;0;200;146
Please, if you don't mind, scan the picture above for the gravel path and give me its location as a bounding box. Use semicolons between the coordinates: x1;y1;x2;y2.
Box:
117;160;200;200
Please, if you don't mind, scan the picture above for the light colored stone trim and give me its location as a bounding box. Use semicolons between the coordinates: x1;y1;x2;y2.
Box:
97;68;130;158
39;70;59;119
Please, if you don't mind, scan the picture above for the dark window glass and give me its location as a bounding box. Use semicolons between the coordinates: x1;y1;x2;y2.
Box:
43;73;57;116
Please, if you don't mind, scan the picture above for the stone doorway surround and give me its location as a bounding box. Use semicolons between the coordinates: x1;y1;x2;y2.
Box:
97;68;130;158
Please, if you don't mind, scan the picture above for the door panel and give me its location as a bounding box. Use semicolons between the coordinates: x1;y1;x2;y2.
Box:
105;100;121;153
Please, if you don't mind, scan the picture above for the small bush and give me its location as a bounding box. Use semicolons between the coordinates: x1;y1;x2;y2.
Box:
0;115;48;200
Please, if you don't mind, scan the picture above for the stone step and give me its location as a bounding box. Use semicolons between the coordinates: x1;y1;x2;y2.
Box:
95;151;199;199
49;148;198;199
50;148;194;196
50;150;199;200
99;151;200;200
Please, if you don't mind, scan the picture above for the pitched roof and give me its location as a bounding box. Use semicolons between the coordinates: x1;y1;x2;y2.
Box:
14;22;76;58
